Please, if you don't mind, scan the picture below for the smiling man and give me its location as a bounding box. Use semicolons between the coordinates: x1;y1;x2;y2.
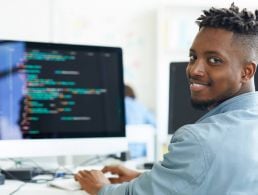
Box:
75;4;258;195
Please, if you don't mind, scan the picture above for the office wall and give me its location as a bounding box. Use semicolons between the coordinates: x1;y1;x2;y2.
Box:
0;0;159;113
0;0;51;41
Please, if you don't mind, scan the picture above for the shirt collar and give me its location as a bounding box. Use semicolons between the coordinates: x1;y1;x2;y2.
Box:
197;92;258;122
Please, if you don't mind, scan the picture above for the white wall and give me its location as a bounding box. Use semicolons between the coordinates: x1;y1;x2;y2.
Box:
0;0;51;41
51;0;160;113
0;0;160;114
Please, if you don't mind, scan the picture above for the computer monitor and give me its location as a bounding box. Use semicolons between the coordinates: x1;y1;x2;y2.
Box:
168;61;258;134
0;40;127;158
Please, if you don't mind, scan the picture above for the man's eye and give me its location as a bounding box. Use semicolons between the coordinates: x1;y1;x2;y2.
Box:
189;55;196;62
208;57;222;64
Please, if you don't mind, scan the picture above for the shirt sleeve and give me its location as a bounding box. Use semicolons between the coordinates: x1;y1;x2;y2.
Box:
98;127;210;195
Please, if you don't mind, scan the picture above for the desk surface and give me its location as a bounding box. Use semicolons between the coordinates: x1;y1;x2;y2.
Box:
0;180;88;195
0;159;147;195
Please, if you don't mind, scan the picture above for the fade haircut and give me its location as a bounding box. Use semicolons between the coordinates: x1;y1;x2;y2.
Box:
196;3;258;62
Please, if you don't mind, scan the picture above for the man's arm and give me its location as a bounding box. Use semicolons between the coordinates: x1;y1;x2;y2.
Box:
76;127;210;195
102;165;141;183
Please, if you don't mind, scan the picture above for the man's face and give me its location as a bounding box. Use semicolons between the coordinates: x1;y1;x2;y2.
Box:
186;27;246;110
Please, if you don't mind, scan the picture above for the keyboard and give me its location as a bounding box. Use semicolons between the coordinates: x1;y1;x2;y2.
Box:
48;178;81;191
48;166;118;191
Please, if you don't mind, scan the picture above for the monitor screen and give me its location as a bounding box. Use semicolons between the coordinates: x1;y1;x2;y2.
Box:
0;40;126;157
168;61;258;134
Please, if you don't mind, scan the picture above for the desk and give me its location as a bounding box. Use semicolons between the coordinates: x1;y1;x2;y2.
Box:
0;159;146;195
0;180;88;195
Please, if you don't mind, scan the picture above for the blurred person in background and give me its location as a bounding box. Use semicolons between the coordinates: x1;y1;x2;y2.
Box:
124;84;156;127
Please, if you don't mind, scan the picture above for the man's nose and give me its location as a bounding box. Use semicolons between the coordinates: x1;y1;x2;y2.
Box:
189;61;205;77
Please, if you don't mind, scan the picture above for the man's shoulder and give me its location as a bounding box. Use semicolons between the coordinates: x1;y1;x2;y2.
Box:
171;121;225;151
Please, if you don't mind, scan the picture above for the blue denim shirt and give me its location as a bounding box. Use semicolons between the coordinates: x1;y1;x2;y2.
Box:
99;92;258;195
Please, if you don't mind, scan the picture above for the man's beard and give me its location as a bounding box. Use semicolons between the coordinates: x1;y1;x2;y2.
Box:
190;98;216;111
190;92;235;111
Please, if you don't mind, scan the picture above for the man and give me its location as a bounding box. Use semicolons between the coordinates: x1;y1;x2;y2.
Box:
75;4;258;194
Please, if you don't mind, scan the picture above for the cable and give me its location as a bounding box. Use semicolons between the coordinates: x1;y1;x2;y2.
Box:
8;158;47;173
75;153;127;168
9;182;26;195
1;154;126;183
75;155;105;167
2;157;74;179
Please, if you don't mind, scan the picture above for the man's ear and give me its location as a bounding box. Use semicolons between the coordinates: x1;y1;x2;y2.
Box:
241;61;257;82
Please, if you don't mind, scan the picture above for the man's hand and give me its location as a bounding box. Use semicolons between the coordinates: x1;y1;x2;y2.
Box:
102;165;141;184
74;170;111;195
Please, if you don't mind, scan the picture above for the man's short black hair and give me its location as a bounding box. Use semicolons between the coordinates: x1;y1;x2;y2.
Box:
196;3;258;62
196;3;258;35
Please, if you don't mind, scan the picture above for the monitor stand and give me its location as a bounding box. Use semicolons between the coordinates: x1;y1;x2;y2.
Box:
55;155;75;176
56;156;74;168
